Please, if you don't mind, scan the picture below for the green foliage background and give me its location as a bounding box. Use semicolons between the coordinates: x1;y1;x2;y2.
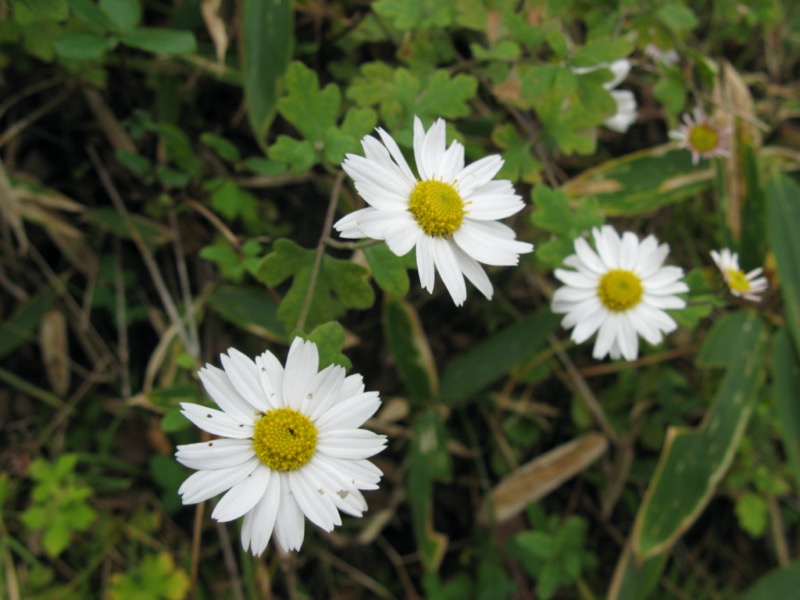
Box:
1;0;800;598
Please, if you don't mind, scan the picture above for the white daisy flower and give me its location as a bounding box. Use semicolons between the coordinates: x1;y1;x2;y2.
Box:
551;226;689;361
334;116;534;306
669;107;731;165
175;338;387;555
574;59;638;133
710;248;768;302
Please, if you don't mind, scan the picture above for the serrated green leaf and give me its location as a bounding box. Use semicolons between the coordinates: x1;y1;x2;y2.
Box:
515;531;554;559
323;107;377;166
373;0;456;29
530;186;603;238
632;312;765;559
439;309;560;404
120;28;196;55
278;61;341;143
653;67;686;116
572;38;633;68
364;243;410;297
99;0;140;31
299;322;350;369
241;0;293;144
255;239;374;333
383;296;437;402
207;285;285;342
491;123;542;184
767;174;800;355
268;136;317;174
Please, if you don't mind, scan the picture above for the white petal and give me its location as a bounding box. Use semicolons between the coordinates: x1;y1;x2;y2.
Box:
375;127;416;183
453;220;532;266
616;316;639;361
340;373;365;400
305;364;346;420
592;313;619;359
419;118;446;181
432;238;467;306
246;474;282;556
573;237;606;275
317;429;388;459
283;338;319;410
605;90;637;133
552;285;597;304
383;213;423;257
570;306;606;344
255;350;284;409
343;154;414;202
627;306;664;345
198;365;259;423
178;457;260;504
334;208;372;239
273;473;305;551
438;140;465;182
413;116;427;178
356;209;407;241
313;454;383;490
554;268;598;289
220;348;270;412
619;232;639;270
644;266;685;289
464;186;525;220
212;466;271;522
594;226;621;269
289;470;341;532
452;245;494;300
605;59;631;89
416;235;436;293
456;155;504;197
176;438;255;470
180;403;254;438
315;391;381;431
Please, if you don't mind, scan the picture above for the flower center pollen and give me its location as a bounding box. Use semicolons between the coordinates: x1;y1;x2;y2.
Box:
408;180;466;237
726;268;751;293
688;124;719;155
252;408;317;471
597;269;644;312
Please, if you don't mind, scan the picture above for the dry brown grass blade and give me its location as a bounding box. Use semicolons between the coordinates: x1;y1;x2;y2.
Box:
82;87;136;153
480;432;609;525
39;309;71;398
0;159;28;253
201;0;229;63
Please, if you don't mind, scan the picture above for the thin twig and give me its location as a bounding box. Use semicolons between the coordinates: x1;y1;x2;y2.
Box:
169;208;200;360
185;197;241;250
295;171;345;333
0;76;61;120
325;237;381;250
549;334;620;445
87;145;193;355
215;521;246;600
114;238;131;398
189;502;205;600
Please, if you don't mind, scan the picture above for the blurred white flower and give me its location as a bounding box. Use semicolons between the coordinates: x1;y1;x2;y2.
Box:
669;107;731;164
176;339;386;555
335;116;533;306
710;248;768;302
644;44;679;67
574;59;638;133
551;226;688;361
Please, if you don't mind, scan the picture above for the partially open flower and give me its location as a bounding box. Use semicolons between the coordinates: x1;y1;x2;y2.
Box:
710;248;768;302
573;59;638;133
669;107;731;164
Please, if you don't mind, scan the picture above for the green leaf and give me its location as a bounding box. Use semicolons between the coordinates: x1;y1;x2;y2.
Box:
632;312;766;559
572;38;633;68
735;492;768;537
322;107;377;166
439;309;560;404
206;178;258;222
268;136;317;174
99;0;140;31
767;174;800;355
653;67;686;116
54;31;113;60
530;186;603;237
373;0;456;29
120;28;196;55
278;61;341;144
383;296;438;403
562;144;714;216
66;0;115;30
13;0;68;21
773;329;800;494
695;311;755;368
255;239;374;333
364;243;410;297
515;531;554;559
657;3;699;34
207;285;285;343
241;0;293;144
607;544;669;600
491;123;542;184
740;143;767;270
300;321;351;370
200;132;241;163
739;562;800;600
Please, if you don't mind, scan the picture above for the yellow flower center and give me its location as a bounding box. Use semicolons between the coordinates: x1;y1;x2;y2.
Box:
687;124;719;154
408;180;466;237
726;268;751;293
252;408;317;471
597;269;644;312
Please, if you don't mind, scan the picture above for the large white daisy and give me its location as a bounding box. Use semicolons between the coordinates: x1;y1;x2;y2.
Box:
334;116;533;306
175;338;386;555
551;226;688;361
710;248;768;302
